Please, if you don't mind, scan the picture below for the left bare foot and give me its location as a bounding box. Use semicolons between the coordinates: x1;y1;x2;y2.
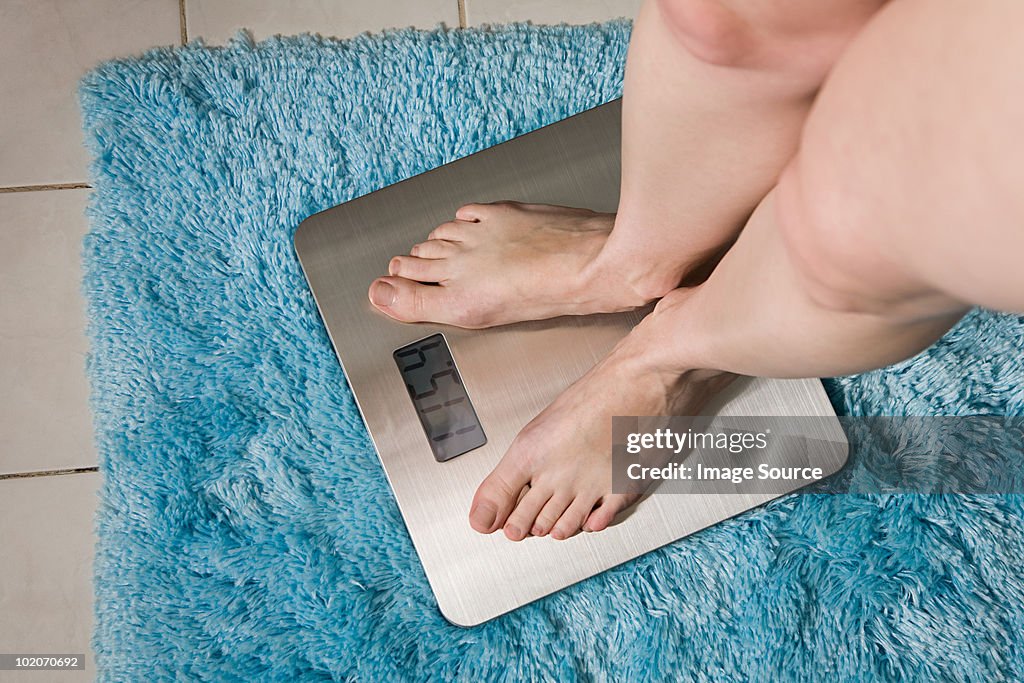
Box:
368;201;664;329
469;327;736;541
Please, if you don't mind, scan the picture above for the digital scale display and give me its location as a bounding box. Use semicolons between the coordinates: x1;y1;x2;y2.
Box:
393;334;487;462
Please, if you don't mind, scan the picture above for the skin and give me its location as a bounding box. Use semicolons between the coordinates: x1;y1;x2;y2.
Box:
369;0;883;326
371;0;1024;541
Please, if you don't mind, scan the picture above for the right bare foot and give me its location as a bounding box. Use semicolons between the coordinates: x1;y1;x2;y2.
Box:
368;201;668;328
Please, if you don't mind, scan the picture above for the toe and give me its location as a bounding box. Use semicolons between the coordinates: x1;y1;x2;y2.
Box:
469;460;531;534
530;494;572;537
503;486;551;541
428;220;468;242
550;497;598;541
369;276;483;328
582;494;635;533
368;276;446;323
388;255;447;283
409;239;456;259
454;203;487;222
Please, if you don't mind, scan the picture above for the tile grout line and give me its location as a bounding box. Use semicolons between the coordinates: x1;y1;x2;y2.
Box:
179;0;188;44
0;183;91;193
0;467;99;481
457;0;467;28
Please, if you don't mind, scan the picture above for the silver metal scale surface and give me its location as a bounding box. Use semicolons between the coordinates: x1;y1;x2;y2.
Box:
295;99;848;626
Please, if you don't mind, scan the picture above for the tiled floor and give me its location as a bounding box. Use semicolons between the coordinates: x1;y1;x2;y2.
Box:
0;0;639;677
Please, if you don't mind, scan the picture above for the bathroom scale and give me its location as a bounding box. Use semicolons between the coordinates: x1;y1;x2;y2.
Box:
295;98;848;626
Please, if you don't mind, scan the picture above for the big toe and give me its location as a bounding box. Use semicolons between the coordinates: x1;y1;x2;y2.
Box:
369;276;447;324
469;464;530;534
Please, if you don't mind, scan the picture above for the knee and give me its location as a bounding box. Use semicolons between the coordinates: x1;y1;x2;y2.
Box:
656;0;752;67
656;0;882;79
774;161;892;315
777;165;967;321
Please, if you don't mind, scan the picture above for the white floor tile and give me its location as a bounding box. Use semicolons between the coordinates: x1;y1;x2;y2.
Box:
0;473;98;682
464;0;641;26
187;0;460;45
0;190;96;475
0;0;181;187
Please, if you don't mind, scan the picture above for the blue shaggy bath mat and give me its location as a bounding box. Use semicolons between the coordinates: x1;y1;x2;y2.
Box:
80;21;1024;681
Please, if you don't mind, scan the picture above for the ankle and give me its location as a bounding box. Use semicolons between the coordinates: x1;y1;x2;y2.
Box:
631;270;685;305
623;286;717;375
583;254;680;311
608;310;733;412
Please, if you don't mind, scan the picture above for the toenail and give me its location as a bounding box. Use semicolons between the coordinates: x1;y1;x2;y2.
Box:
388;257;401;275
505;524;520;539
582;524;592;533
551;529;565;540
531;526;544;536
471;502;497;530
369;281;396;307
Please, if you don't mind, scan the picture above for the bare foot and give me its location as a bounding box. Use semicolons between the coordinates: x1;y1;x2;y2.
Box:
368;201;657;328
468;325;736;541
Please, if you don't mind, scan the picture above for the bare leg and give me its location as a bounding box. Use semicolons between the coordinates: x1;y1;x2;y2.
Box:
471;0;1024;540
368;0;882;328
602;0;884;299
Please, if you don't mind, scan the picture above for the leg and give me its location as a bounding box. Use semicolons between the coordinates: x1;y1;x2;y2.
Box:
368;0;882;328
471;0;1024;539
605;0;884;298
643;0;1024;380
